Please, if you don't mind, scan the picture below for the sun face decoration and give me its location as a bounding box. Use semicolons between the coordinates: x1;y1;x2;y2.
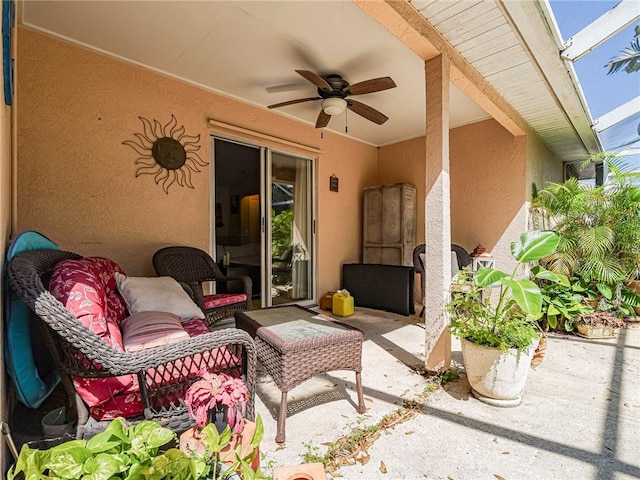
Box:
123;115;208;194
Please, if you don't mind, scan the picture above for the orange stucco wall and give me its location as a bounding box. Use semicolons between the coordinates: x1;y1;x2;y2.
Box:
378;136;425;244
450;119;526;254
526;126;564;195
378;119;526;252
16;27;377;297
450;119;527;270
379;119;532;272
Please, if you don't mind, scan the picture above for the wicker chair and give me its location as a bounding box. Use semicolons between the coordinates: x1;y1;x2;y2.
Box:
413;243;471;317
153;246;252;327
7;249;256;439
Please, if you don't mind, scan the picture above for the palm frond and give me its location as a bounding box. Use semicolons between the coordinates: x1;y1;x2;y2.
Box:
542;248;579;276
579;226;613;257
605;37;640;74
578;256;625;284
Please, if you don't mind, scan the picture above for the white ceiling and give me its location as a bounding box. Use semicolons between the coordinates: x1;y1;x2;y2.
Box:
21;1;491;147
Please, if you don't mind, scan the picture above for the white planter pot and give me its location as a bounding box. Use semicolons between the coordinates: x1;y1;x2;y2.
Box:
460;337;537;407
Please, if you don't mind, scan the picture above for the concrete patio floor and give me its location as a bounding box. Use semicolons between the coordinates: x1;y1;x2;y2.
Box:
255;307;640;480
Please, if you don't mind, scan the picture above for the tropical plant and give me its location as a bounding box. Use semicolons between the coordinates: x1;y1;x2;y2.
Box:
575;273;640;318
605;24;640;75
537;273;592;331
447;230;562;350
8;416;265;480
531;154;640;319
271;209;292;258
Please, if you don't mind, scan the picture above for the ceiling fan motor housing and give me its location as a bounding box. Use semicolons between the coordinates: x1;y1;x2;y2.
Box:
318;74;349;99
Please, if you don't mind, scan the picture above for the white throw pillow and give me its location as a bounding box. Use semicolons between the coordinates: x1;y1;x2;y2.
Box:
115;272;205;321
121;311;190;352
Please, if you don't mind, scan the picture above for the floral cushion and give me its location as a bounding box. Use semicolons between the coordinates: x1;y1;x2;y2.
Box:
51;257;134;408
203;293;247;310
89;387;144;421
50;257;127;346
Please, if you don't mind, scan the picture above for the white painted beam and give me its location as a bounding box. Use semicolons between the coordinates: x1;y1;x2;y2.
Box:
560;0;640;62
593;96;640;132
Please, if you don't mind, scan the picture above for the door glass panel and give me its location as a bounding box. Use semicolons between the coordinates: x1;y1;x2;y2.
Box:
213;139;261;308
271;153;313;305
213;137;314;309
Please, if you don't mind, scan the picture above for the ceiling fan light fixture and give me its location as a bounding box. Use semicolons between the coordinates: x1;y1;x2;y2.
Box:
321;97;347;116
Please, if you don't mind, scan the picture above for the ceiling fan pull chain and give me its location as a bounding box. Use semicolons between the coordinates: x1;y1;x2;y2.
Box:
345;109;348;134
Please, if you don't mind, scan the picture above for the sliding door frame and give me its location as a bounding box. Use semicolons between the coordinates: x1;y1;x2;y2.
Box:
210;134;317;308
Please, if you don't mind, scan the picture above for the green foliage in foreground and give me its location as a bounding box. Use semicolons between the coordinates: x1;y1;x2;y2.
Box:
8;416;265;480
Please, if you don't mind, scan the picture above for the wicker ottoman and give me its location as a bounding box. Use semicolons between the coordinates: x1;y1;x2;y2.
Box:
235;305;365;443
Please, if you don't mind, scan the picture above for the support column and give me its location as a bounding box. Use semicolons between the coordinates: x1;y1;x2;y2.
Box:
424;54;451;374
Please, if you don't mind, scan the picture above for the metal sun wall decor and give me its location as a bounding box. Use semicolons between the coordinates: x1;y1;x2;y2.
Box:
123;115;208;194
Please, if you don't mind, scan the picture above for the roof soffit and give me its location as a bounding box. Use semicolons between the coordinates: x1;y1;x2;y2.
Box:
405;0;600;162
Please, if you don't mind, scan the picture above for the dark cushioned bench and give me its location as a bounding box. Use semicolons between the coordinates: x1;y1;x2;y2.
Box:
342;263;415;316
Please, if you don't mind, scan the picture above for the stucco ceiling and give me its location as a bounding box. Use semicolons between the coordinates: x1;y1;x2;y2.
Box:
20;0;491;147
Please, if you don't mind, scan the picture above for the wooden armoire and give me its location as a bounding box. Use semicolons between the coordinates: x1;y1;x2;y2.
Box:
363;183;416;266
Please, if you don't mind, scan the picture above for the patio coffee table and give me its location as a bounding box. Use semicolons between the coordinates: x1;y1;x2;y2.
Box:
235;305;366;443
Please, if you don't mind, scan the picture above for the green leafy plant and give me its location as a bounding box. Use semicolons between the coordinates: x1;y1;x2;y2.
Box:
575;274;640;318
8;416;265;480
447;230;562;350
198;417;264;480
537;274;592;331
271;209;292;258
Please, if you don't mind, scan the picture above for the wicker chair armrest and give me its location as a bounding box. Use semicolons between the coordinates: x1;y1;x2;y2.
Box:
219;275;252;300
178;282;196;301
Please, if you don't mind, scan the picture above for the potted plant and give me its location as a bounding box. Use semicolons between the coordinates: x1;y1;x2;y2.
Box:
180;369;262;476
7;415;263;479
447;230;563;407
574;310;627;338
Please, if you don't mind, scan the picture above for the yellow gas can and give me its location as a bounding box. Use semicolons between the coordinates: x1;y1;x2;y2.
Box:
332;290;354;317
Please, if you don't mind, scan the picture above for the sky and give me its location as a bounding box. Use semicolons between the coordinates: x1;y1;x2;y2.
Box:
549;0;640;169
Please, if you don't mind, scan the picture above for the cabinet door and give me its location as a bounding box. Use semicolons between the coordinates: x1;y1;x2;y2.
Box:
381;185;402;245
364;188;382;245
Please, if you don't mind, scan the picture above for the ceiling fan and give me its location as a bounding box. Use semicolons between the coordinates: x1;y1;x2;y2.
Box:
267;70;396;128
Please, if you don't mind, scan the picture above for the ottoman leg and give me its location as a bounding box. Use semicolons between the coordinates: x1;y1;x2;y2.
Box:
275;391;288;443
355;371;366;414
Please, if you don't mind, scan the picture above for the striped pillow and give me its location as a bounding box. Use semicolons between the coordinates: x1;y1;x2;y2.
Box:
121;311;189;353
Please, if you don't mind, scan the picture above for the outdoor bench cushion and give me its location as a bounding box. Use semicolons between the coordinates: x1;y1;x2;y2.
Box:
121;311;190;352
50;257;241;421
203;293;248;310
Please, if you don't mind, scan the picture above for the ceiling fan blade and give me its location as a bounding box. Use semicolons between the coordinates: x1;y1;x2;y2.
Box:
295;70;332;92
345;77;396;96
315;110;331;128
267;97;321;109
347;99;389;125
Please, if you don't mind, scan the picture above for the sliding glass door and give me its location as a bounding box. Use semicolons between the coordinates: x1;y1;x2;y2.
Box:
212;137;315;308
